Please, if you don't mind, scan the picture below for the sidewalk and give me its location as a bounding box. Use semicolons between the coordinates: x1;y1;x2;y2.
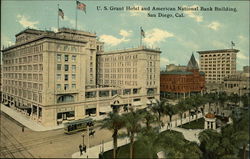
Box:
0;104;63;131
72;113;205;158
72;137;130;158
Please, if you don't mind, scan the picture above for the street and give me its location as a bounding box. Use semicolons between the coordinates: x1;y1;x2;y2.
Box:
0;112;113;158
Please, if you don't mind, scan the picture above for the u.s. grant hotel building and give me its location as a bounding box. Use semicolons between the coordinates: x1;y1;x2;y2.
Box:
1;28;160;127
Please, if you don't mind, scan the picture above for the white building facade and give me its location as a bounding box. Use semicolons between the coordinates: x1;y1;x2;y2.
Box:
1;28;160;127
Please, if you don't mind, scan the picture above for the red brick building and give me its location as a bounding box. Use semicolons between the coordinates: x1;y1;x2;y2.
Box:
160;54;205;98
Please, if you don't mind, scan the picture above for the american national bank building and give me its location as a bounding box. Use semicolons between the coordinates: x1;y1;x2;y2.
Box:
1;28;161;127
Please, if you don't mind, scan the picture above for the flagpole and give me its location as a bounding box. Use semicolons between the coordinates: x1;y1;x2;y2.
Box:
75;0;78;30
140;27;142;47
57;4;59;31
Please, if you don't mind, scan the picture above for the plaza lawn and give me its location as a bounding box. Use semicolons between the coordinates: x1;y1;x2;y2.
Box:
102;131;185;159
179;118;205;129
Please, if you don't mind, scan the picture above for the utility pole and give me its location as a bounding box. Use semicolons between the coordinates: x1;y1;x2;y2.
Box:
81;133;85;147
87;125;90;154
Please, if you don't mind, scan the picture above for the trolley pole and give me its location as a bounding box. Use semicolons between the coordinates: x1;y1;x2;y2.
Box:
87;125;90;154
81;133;85;147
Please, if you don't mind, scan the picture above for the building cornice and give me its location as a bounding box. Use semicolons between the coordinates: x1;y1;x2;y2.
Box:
197;49;239;54
2;34;88;52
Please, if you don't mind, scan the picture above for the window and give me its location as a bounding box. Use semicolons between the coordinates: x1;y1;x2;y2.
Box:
72;74;76;81
57;84;61;90
64;55;69;62
65;74;68;81
64;65;69;71
70;65;75;73
57;54;61;62
64;84;69;90
72;55;76;62
57;64;61;71
72;84;76;89
57;74;61;80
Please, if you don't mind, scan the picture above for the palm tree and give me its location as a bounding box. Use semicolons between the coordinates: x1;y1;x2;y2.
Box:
184;97;195;123
198;129;221;159
229;93;240;107
139;109;156;130
122;108;142;159
183;141;202;159
100;112;124;159
137;127;159;159
163;102;177;130
176;101;185;127
204;93;215;113
193;95;203;121
217;92;228;115
151;99;166;127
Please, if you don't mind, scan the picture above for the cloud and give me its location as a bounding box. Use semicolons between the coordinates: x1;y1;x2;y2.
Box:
183;5;203;22
143;28;174;46
237;52;248;60
1;35;14;48
64;16;75;27
17;14;39;29
100;29;132;46
176;37;200;50
119;29;132;37
99;35;130;46
238;35;248;43
208;21;221;30
160;57;176;69
211;40;227;49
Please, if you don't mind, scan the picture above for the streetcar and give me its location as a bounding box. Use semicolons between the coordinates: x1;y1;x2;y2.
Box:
64;118;94;134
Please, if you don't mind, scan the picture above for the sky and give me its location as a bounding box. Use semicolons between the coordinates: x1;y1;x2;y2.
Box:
1;0;249;70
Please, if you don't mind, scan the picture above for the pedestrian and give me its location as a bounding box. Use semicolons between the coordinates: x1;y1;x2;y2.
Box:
82;144;86;153
22;126;24;132
79;144;83;156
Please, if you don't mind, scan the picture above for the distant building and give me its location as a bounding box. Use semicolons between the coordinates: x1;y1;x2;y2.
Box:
223;66;250;95
166;64;186;72
197;49;239;84
1;28;160;127
160;54;205;98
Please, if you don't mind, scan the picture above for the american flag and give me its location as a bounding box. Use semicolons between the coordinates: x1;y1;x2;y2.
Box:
76;1;86;13
140;27;145;38
58;8;64;19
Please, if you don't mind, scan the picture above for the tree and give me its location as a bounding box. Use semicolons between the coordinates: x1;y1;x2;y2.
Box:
139;109;157;130
204;93;216;113
198;129;221;159
122;108;142;159
163;102;177;130
184;97;195;123
101;112;124;159
193;94;203;121
183;142;202;159
217;92;228;115
137;127;159;159
229;93;240;107
176;101;185;127
151;99;166;127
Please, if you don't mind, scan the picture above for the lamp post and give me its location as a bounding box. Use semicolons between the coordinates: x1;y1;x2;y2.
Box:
87;125;89;154
81;132;85;147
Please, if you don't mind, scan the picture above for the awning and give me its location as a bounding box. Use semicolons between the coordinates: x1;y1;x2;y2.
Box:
132;101;143;106
99;106;112;113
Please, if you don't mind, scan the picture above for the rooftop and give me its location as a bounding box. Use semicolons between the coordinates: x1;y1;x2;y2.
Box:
197;49;239;54
102;45;161;55
187;54;199;70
